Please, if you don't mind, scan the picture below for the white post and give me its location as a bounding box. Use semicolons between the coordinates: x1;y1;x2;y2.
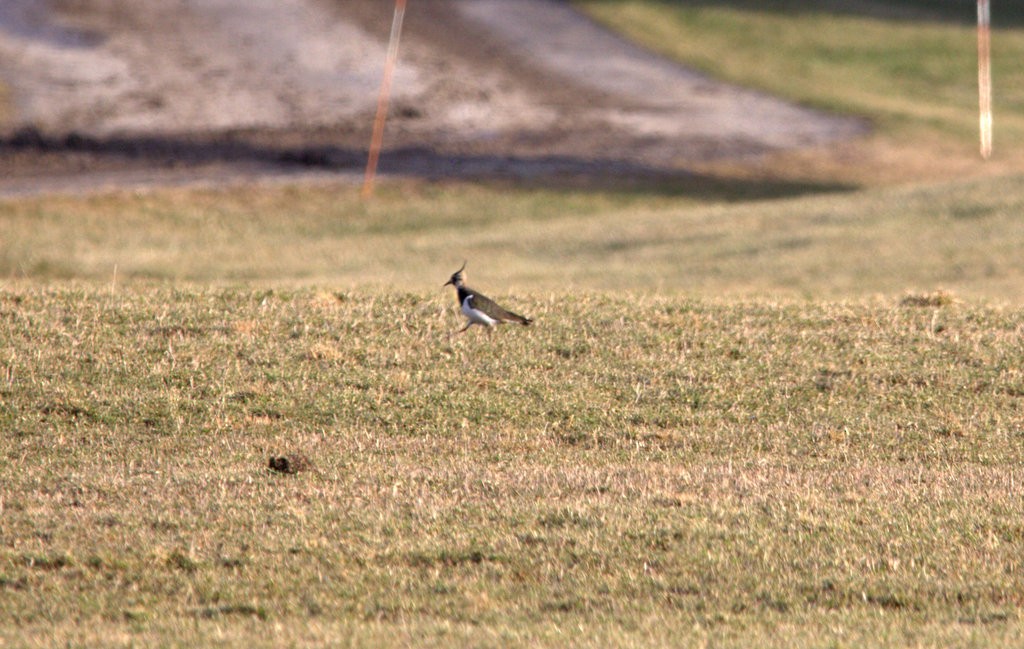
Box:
978;0;992;159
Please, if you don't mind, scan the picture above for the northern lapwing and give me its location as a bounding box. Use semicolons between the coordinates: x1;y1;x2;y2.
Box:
444;262;533;334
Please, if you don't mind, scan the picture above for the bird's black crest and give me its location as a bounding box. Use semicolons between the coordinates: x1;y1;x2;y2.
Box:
444;260;467;287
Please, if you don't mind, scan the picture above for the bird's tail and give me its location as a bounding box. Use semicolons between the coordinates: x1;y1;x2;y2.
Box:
508;312;532;326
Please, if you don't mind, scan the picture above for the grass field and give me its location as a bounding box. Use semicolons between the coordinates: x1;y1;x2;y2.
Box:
4;1;1024;647
3;176;1024;647
3;288;1024;647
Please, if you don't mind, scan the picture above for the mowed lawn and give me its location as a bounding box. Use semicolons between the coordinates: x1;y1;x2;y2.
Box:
5;1;1024;647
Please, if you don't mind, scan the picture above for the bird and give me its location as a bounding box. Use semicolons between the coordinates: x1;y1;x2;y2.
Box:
443;262;533;334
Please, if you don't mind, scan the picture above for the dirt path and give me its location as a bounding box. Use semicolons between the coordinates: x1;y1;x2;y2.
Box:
0;0;865;196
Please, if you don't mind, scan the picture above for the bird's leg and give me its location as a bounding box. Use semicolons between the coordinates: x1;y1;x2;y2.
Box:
457;322;472;334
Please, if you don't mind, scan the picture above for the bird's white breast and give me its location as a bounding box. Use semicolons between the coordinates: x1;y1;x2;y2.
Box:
462;294;497;326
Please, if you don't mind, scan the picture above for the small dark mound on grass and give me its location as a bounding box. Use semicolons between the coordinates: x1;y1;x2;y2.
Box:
268;454;313;475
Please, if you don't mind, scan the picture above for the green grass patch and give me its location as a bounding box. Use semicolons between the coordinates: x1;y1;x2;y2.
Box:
576;0;1024;152
2;287;1024;646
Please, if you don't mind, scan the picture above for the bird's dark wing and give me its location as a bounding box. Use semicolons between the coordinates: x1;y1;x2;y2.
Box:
468;292;531;325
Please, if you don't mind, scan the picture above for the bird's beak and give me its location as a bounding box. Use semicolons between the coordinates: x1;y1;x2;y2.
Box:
443;279;452;287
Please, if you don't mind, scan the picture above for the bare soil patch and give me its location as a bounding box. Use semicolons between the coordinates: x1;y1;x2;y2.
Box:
0;0;865;195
